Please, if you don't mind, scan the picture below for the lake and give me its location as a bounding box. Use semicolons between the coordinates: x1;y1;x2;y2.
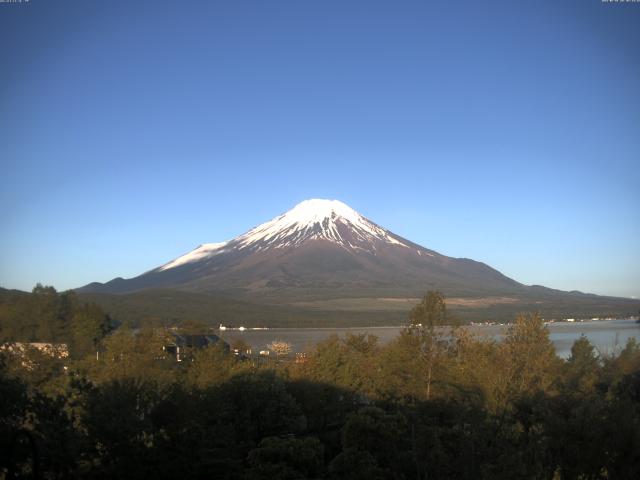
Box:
218;319;640;358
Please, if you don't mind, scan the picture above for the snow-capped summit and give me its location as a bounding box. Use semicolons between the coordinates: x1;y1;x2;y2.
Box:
158;199;409;272
235;199;408;252
81;198;522;300
78;199;636;321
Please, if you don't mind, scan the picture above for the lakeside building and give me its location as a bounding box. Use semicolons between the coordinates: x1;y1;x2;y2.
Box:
163;333;228;362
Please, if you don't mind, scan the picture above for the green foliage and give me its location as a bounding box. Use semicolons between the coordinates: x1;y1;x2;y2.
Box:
73;283;640;328
374;330;425;402
409;290;450;329
210;371;307;443
69;302;113;359
401;291;469;401
81;326;176;385
79;288;414;328
502;312;561;401
246;436;325;480
0;356;29;474
186;342;247;388
0;285;112;355
602;337;640;384
337;407;409;478
564;335;600;393
328;448;387;480
26;392;83;478
301;333;381;397
2;295;640;479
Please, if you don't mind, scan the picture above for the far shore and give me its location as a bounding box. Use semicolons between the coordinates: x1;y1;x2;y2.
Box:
217;318;640;359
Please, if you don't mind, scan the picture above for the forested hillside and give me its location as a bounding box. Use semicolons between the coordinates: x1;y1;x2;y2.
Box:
0;285;114;358
1;291;639;478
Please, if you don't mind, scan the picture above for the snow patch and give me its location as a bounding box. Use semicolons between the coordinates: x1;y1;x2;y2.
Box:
235;199;409;251
159;242;228;271
159;199;410;271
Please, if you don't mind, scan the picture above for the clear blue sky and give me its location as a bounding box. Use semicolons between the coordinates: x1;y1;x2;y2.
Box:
1;0;638;298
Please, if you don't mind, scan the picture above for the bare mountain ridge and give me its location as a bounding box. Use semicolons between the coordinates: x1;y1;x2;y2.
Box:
81;199;525;300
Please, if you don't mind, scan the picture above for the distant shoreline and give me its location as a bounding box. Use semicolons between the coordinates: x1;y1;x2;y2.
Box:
218;318;640;359
216;316;640;332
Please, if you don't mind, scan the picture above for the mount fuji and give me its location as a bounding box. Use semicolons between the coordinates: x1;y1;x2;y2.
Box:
79;199;638;324
81;199;522;299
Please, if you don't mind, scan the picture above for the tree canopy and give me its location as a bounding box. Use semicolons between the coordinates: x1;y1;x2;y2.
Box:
1;288;639;478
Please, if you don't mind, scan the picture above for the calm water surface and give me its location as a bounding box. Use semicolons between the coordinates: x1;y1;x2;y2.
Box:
219;319;640;358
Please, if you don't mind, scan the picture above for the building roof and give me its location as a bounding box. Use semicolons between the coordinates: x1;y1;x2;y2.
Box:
168;333;227;349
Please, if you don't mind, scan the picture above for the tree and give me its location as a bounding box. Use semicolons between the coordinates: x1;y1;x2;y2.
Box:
564;335;599;393
268;340;292;358
502;312;560;401
246;436;325;480
407;291;455;400
409;291;449;330
329;448;386;480
329;407;409;479
30;284;61;342
81;378;162;479
605;337;640;380
84;326;176;385
186;342;243;389
204;371;307;443
375;330;425;402
70;302;112;359
0;356;29;475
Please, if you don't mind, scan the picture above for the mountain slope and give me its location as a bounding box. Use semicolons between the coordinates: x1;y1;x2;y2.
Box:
80;199;523;300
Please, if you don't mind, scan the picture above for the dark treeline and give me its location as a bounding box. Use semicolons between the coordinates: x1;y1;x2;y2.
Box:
1;289;640;479
0;285;114;358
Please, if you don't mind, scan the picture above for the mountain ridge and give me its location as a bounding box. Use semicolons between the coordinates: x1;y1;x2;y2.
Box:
80;199;524;299
78;199;639;323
